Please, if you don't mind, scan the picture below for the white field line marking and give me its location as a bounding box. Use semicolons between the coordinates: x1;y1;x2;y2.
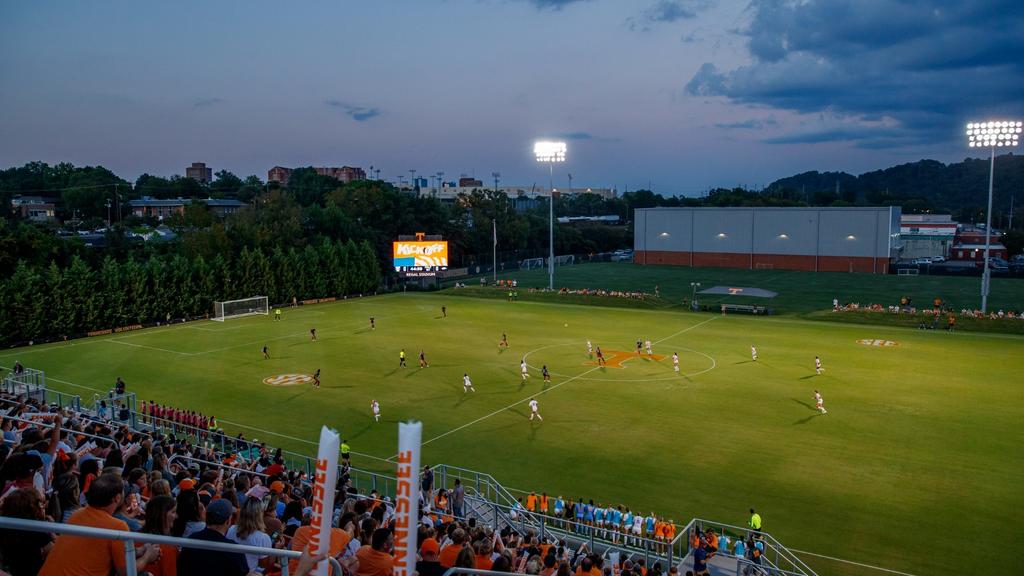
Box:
387;365;605;462
653;316;718;346
0;338;106;360
393;316;723;460
9;368;393;463
789;549;920;576
216;418;392;463
195;307;434;356
107;339;196;356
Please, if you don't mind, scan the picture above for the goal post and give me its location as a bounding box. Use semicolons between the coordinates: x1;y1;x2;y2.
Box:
213;296;269;322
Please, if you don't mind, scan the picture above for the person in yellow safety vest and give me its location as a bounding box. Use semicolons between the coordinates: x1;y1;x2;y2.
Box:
748;508;762;538
341;440;351;462
207;416;217;432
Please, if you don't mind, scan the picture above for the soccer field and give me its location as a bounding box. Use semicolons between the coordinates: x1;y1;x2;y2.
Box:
3;292;1021;575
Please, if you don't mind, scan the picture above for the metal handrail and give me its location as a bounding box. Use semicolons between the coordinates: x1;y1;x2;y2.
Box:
687;518;817;576
166;454;270;478
0;515;343;576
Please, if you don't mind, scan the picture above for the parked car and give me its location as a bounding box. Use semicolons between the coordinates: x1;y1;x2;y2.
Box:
930;256;945;263
912;258;932;265
611;249;634;262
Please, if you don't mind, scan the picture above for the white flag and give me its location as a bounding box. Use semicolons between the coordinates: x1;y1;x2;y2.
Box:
393;422;422;576
309;426;339;576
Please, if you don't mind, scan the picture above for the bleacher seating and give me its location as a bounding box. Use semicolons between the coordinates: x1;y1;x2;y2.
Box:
0;383;816;576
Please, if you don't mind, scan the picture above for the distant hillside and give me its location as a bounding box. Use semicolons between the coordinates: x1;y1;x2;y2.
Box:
768;154;1024;220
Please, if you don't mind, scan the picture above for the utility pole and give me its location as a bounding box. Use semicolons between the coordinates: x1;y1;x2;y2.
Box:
568;173;573;195
409;169;417;191
1010;194;1015;230
492;172;500;193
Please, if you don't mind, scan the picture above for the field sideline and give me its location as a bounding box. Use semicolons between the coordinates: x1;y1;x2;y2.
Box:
3;292;1022;576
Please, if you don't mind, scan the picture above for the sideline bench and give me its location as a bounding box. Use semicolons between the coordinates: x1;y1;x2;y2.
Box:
720;303;768;315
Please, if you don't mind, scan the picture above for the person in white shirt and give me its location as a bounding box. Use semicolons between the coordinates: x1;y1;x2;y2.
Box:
815;356;824;374
586;340;593;356
814;390;827;414
672;353;680;373
644;340;653;357
528;398;542;421
463;373;475;393
521;359;530;380
751;346;758;361
371;400;381;422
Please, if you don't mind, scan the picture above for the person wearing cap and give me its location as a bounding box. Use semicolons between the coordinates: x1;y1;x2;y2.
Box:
40;473;161;576
416;537;445;576
177;498;249;576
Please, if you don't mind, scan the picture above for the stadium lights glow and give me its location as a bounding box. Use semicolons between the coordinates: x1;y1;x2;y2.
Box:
778;234;788;239
534;141;567;163
966;119;1021;312
535;140;567;290
846;235;856;240
658;232;670;238
966;121;1021;148
717;233;727;238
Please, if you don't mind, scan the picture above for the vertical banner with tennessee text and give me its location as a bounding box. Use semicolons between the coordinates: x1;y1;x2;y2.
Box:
309;426;340;576
393;422;422;576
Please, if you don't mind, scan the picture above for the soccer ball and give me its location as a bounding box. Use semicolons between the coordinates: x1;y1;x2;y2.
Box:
564;323;568;327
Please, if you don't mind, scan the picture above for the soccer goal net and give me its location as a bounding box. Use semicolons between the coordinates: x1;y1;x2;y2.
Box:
521;258;545;270
213;296;269;321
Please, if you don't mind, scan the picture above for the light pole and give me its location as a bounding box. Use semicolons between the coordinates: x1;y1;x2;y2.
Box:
966;120;1021;312
105;199;111;228
492;172;500;193
534;141;566;290
690;282;701;310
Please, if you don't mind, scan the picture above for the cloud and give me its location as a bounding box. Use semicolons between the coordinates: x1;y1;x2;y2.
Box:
686;0;1024;147
714;117;778;130
629;0;712;31
555;132;593;140
526;0;591;10
325;100;382;122
193;97;223;108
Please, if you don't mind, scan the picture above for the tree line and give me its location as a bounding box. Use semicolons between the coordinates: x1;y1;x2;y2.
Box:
0;239;380;346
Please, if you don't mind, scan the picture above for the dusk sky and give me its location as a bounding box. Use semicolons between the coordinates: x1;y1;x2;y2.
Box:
2;0;1022;195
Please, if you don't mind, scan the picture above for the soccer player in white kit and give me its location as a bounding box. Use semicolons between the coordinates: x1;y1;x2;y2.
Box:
672;353;680;373
815;356;824;374
529;398;542;420
631;512;643;546
814;390;827;414
521;359;530;380
463;373;475;393
751;346;758;361
586;340;593;356
645;340;653;357
371;400;381;422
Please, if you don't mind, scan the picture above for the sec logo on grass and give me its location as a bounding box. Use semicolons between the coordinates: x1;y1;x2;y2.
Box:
263;373;314;386
857;339;899;347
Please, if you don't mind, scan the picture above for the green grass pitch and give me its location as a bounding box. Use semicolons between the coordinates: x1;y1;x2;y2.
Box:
2;290;1021;575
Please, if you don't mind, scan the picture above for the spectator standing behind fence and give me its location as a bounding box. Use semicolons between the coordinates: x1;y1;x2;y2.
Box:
452;478;465;518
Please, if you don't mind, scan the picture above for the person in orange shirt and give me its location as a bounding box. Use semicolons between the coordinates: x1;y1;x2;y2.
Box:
289;520;352;574
40;473;161;576
704;528;719;557
526;491;538;513
438;528;468;568
473;537;495;570
139;495;178;576
356;528;395;576
539;492;550;516
664;520;676;543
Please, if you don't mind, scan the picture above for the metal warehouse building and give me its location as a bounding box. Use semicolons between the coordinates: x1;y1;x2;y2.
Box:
634;206;901;274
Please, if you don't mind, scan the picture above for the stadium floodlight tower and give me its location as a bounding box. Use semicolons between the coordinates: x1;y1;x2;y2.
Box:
534;140;566;290
966;120;1021;312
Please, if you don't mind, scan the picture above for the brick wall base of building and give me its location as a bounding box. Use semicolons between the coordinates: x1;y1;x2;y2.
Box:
634;251;888;274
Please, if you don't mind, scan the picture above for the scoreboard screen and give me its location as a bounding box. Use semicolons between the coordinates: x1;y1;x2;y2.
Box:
393;241;449;277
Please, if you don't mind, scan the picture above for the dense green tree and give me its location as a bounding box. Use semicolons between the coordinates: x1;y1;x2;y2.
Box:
209;170;244;198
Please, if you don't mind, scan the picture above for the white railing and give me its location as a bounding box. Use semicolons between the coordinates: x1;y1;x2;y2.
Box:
0;516;343;576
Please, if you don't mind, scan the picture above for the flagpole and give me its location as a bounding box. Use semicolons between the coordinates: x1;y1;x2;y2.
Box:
493;218;497;284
